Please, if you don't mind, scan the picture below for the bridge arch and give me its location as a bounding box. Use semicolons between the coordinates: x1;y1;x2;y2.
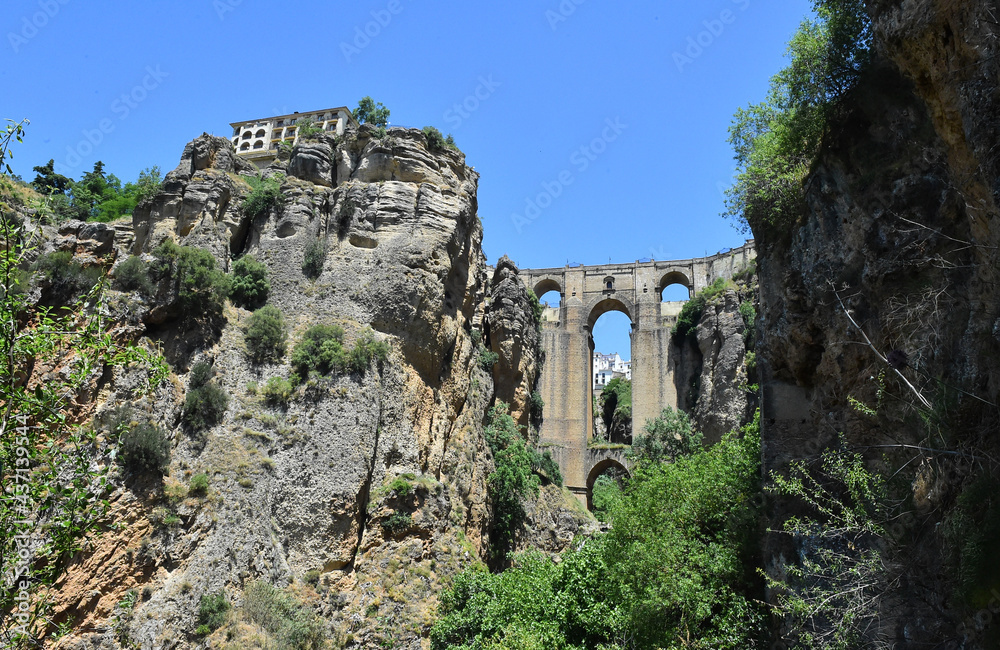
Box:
586;456;630;510
587;297;633;330
659;270;692;301
532;277;563;300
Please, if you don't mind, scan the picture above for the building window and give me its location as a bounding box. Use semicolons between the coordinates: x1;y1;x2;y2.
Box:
240;142;250;151
255;129;266;138
253;141;264;149
242;131;252;140
276;120;284;126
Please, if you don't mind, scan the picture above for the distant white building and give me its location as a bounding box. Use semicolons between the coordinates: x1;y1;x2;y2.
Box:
593;352;631;391
229;107;360;168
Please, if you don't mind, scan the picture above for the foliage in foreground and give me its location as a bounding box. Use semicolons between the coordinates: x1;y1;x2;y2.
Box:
765;438;894;649
434;414;766;649
628;406;702;466
1;119;168;645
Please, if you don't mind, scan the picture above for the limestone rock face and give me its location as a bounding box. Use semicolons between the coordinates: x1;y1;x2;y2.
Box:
131;133;254;265
690;289;753;444
46;127;556;649
755;3;1000;645
485;255;541;426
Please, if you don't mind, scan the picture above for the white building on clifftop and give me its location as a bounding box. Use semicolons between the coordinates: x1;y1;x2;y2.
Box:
230;107;359;168
593;352;631;391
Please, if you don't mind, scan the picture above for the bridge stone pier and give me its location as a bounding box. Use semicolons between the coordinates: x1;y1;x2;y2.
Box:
519;242;755;505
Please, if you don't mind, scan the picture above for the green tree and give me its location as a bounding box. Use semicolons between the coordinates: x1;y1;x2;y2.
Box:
605;413;765;647
151;240;230;320
242;174;284;220
354;96;390;128
723;0;871;236
30;158;71;195
1;120;168;644
628;406;703;466
182;362;229;434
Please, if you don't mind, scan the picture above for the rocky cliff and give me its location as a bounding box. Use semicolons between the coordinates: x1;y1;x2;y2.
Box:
756;1;1000;646
26;126;577;649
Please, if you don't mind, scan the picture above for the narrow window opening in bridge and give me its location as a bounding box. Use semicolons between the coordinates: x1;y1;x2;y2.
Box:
537;290;561;308
591;310;633;447
661;283;690;302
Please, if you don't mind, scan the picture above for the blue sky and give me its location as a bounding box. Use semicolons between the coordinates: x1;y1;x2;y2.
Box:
4;0;813;359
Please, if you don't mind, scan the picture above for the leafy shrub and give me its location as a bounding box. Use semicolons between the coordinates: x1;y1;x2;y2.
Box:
591;473;623;523
241;580;327;650
291;324;387;379
422;126;457;152
478;347;499;372
229;255;269;309
197;591;230;633
628;406;702;465
189;473;209;496
291;324;345;378
297;119;323;139
530;449;562;487
388;476;412;498
32;250;102;298
528;390;544;426
765;432;891;648
182;362;229;433
526;288;543;326
945;473;1000;609
739;299;757;345
262;376;293;407
347;328;390;372
151;240;230;319
242;174;285;220
244;304;287;363
114;255;153;295
381;511;413;536
723;2;871;236
302;238;325;279
118;421;171;475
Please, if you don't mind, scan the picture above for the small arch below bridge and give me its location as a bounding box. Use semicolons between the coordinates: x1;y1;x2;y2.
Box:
585;451;631;511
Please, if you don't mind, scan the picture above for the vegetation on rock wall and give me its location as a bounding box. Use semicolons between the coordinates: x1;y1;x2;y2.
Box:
1;120;169;646
723;0;871;238
27;159;161;223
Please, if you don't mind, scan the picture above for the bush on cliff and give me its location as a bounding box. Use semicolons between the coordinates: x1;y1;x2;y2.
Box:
182;361;229;433
151;240;230;319
244;304;287;364
229;254;269;309
242;174;284;220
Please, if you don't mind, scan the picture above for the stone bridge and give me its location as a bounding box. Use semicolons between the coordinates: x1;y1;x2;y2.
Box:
519;242;756;505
